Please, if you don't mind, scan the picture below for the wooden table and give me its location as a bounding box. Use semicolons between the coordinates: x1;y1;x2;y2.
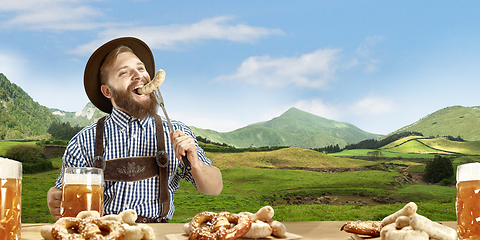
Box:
21;221;458;240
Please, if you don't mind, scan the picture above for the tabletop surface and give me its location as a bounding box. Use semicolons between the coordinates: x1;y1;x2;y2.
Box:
21;221;458;240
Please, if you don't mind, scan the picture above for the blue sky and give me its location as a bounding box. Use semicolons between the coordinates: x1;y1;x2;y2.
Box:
1;1;479;135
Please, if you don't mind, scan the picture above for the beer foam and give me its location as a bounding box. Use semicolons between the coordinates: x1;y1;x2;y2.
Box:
64;173;103;185
457;162;480;182
0;157;22;179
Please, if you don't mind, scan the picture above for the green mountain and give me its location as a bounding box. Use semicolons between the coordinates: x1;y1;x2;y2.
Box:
0;73;60;140
191;107;383;149
50;102;107;127
393;105;480;141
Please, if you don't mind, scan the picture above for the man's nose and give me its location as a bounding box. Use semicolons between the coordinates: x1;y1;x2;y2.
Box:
131;69;143;81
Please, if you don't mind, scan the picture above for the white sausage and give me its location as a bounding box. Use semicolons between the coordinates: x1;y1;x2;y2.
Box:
122;224;144;240
242;220;272;239
380;223;429;240
138;223;156;240
183;222;191;235
395;216;410;229
268;220;287;238
409;214;457;240
137;70;165;95
239;212;257;222
381;202;417;227
40;225;55;240
255;206;274;222
119;209;138;225
101;214;123;223
76;210;101;219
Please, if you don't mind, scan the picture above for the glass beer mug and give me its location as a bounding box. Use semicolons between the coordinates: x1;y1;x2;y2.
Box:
0;158;22;240
60;167;104;218
456;162;480;240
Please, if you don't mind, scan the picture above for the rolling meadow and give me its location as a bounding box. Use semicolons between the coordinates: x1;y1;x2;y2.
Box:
8;136;478;224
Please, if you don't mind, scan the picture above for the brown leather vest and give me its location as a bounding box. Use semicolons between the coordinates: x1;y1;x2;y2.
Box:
93;115;170;222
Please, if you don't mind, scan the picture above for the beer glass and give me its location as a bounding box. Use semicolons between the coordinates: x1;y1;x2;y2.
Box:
60;167;104;218
0;158;22;240
456;162;480;239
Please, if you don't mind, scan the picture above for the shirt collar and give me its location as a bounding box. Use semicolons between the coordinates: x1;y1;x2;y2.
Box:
110;107;150;130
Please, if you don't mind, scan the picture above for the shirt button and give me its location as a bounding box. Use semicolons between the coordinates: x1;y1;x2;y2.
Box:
124;205;128;209
128;182;133;185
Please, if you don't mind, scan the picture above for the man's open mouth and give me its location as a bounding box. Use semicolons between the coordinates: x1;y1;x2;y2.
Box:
133;85;145;95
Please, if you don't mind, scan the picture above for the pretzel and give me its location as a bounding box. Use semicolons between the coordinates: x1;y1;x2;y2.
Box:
217;212;252;240
137;70;165;95
188;211;252;240
51;217;84;240
80;218;124;240
44;209;155;240
341;220;381;236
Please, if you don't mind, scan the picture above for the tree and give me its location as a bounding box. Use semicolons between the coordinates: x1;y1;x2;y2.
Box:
47;122;82;140
4;144;53;174
423;155;454;183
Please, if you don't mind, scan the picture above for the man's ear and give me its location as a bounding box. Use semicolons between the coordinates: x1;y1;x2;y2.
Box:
100;85;113;99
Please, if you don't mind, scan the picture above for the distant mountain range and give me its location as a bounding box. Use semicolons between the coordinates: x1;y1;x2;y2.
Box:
50;102;107;127
191;107;383;148
2;73;480;148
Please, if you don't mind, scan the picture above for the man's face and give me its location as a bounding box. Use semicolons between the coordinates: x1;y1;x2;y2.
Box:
103;51;157;119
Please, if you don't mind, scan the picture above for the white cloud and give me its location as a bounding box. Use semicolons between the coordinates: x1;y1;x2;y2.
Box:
215;48;341;89
350;95;394;115
71;16;285;55
291;95;394;121
355;35;384;73
0;0;110;30
293;98;343;120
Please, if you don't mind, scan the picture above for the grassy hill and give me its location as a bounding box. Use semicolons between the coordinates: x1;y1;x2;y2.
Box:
206;147;373;170
0;74;59;140
192;107;383;149
393;105;480;141
379;136;480;156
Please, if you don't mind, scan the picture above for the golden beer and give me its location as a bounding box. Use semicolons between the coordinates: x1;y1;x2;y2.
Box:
60;167;104;218
0;158;22;240
457;163;480;240
61;183;104;217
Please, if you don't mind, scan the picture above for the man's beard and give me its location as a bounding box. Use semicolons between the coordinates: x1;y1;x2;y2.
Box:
109;82;158;119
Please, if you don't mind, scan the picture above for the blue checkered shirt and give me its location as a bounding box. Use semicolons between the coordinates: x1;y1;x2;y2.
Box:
55;107;212;220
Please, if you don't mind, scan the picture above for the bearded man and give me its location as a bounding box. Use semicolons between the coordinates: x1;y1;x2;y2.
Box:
47;37;223;223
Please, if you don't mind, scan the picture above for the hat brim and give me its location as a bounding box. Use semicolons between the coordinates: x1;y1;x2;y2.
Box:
84;37;155;113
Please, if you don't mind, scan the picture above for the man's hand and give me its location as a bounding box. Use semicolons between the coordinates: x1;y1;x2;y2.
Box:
170;130;198;167
170;130;223;196
47;187;62;220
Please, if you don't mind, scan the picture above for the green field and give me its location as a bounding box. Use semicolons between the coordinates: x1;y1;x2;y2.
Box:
1;140;466;224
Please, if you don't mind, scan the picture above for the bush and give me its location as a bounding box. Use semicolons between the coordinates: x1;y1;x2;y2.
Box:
423;155;454;183
4;144;53;174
